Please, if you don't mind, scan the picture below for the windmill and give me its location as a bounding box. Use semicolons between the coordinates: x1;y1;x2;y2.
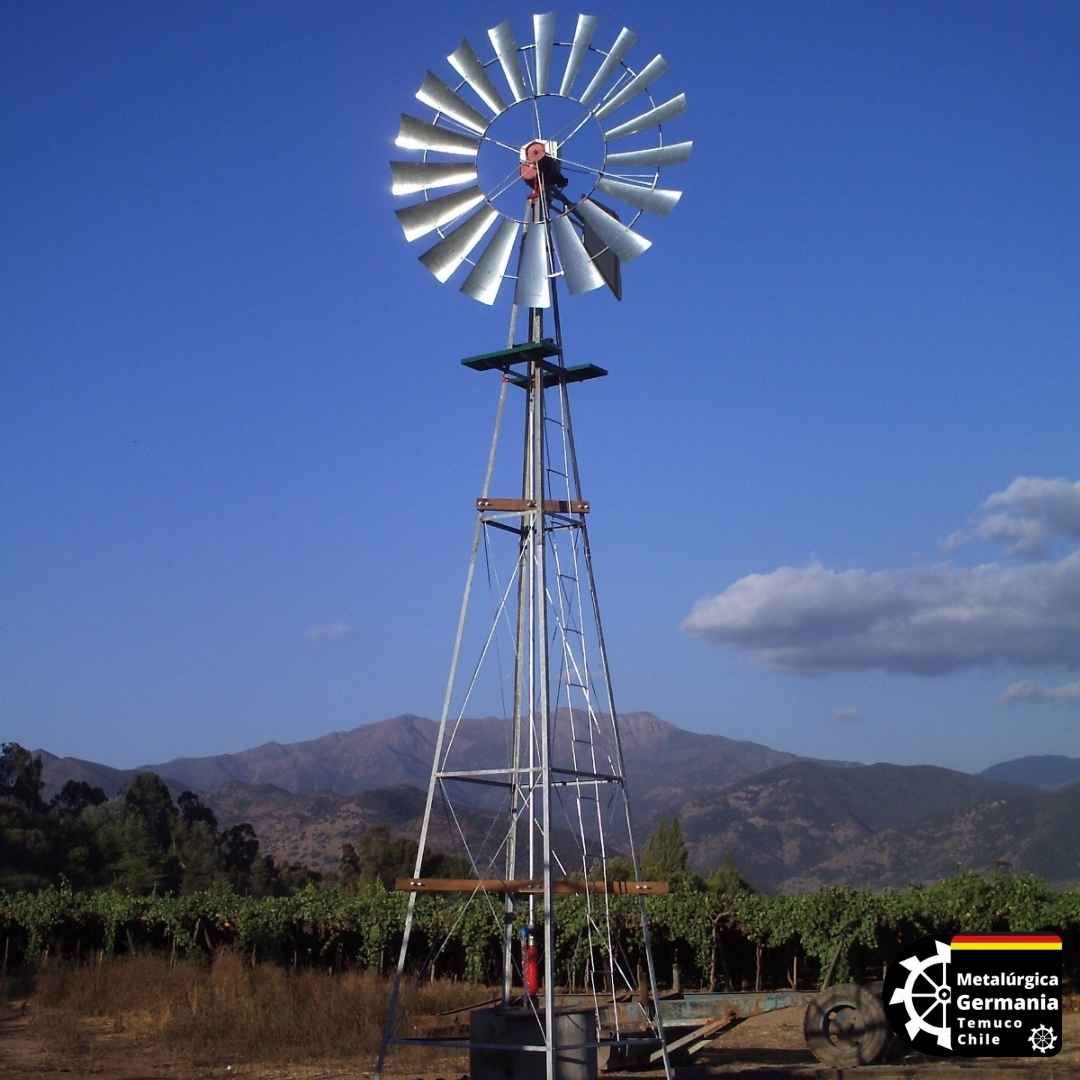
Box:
378;13;691;1079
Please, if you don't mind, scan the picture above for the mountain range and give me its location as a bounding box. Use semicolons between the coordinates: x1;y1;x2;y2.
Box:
32;713;1080;891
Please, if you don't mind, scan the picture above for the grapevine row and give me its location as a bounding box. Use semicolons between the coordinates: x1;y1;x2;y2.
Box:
2;872;1077;988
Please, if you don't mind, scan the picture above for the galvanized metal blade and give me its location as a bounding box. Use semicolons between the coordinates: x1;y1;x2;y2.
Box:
416;71;488;134
390;161;478;196
579;27;638;105
395;114;480;157
593;55;668;121
604;92;686;142
418;206;499;283
533;13;556;95
514;218;551;308
488;19;528;103
559;13;598;98
395;186;484;242
447;39;506;116
574;197;651;261
604;140;693;167
581;216;622;299
461;218;520;304
551;213;605;295
595;176;682;215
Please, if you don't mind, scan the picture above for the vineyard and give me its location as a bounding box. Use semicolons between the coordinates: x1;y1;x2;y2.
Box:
4;872;1077;991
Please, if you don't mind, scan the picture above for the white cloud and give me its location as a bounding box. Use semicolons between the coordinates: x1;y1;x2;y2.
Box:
832;707;861;722
998;680;1080;706
947;477;1080;557
306;623;355;642
681;550;1080;676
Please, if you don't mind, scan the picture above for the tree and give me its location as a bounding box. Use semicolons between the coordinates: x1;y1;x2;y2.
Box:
0;743;45;812
219;823;259;891
604;855;635;881
107;773;181;893
642;817;689;880
124;773;177;852
357;826;416;887
352;826;471;888
51;780;108;815
177;791;217;832
276;860;322;894
173;791;224;893
339;842;363;892
706;856;752;897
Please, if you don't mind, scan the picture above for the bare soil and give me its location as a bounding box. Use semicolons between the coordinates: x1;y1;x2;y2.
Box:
4;1000;1080;1079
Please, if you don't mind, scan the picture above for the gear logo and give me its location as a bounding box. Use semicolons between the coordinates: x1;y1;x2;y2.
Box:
884;932;1063;1058
1029;1025;1057;1054
887;939;953;1051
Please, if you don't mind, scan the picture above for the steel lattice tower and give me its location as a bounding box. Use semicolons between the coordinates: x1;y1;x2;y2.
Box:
379;14;692;1079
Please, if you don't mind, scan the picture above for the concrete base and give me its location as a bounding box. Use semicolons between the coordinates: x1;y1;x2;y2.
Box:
470;1005;597;1080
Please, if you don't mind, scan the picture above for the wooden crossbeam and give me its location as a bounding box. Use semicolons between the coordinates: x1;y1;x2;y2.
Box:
477;497;590;514
394;878;668;896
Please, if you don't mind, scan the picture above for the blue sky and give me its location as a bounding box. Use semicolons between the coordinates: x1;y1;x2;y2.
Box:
4;1;1079;773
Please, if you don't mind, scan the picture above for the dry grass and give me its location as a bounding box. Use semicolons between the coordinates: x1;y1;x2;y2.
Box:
26;951;478;1069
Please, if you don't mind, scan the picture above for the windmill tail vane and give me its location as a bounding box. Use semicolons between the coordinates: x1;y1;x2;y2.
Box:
379;12;691;1079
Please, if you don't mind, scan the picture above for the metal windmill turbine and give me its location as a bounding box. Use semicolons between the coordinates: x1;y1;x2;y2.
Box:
378;13;691;1080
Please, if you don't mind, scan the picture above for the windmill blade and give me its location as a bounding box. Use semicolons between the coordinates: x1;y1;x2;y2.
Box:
395;114;480;157
533;13;556;95
604;92;686;142
461;218;520;304
447;39;506;116
488;19;528;103
596;176;682;215
581;216;622;300
605;140;693;167
579;27;638;106
515;218;551;308
592;55;668;121
390;161;478;196
395;186;484;242
574;197;651;261
551;213;605;295
559;13;598;97
418;206;499;283
416;71;489;134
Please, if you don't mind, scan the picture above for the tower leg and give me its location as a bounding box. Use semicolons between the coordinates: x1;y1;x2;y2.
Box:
528;315;557;1080
581;526;673;1080
374;373;510;1080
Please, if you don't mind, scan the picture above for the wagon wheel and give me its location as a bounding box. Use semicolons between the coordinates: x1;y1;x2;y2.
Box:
803;983;889;1066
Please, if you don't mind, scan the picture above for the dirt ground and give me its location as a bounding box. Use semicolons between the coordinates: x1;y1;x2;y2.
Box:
3;998;1079;1079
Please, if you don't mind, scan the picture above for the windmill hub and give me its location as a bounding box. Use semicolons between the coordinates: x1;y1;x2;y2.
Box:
523;140;549;162
519;141;568;201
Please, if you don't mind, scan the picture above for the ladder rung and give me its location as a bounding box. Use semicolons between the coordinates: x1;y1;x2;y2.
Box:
568;681;588;689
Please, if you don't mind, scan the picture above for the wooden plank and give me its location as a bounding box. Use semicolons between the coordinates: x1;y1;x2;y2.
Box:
650;1015;736;1064
477;497;590;514
394;877;668;895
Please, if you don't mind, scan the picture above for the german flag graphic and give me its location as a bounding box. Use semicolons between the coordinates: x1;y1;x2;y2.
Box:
951;934;1062;951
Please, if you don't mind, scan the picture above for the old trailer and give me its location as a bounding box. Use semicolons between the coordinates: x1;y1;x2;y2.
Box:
571;981;891;1070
